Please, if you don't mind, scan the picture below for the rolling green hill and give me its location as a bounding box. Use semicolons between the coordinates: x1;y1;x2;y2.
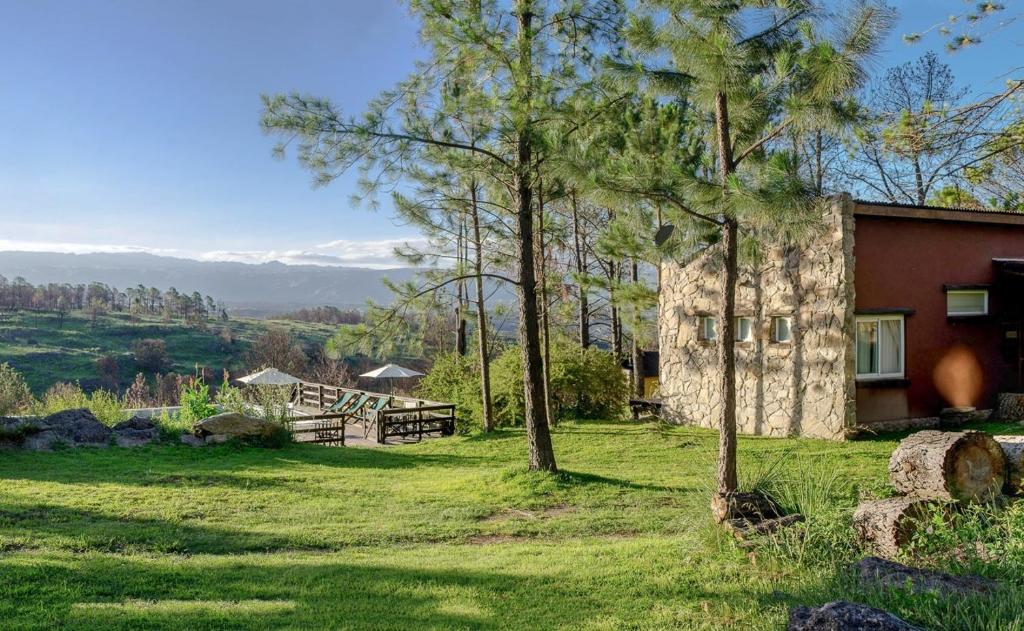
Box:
0;310;336;394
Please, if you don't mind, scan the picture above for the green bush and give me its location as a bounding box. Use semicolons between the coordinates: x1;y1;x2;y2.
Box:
418;338;628;429
178;378;217;423
30;382;128;425
415;352;483;433
0;363;32;416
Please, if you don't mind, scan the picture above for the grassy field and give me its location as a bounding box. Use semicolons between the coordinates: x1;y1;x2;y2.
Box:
0;310;335;393
3;419;1023;630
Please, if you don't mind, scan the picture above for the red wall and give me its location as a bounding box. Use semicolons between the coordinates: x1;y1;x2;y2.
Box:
853;214;1024;422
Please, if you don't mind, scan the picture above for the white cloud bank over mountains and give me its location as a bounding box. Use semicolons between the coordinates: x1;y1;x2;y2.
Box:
0;237;427;269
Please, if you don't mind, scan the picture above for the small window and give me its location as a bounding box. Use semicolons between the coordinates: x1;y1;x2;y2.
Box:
698;316;717;342
947;289;988;316
771;316;792;343
735;317;754;342
856;314;904;380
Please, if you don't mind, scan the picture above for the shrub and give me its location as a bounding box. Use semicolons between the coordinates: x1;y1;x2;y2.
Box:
134;338;171;372
178;378;217;423
95;354;120;388
30;382;128;426
415;352;482;433
0;363;32;416
123;373;152;409
419;338;629;429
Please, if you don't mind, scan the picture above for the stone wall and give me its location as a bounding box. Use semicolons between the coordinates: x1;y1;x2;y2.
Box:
657;196;857;439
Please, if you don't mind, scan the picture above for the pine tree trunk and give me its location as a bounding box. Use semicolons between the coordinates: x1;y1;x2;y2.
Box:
995;435;1024;495
469;180;494;432
630;258;644;398
571;192;590;349
456;219;468;356
609;260;621;360
537;183;554;427
514;2;556;473
715;218;739;498
713;90;739;502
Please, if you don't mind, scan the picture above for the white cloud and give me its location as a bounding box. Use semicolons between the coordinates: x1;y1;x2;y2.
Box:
0;239;181;257
0;237;427;269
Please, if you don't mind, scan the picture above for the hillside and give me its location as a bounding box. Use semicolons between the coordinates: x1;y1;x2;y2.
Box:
0;310;335;394
0;251;420;314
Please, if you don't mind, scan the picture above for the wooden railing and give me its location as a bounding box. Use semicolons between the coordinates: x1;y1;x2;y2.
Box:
293;382;456;444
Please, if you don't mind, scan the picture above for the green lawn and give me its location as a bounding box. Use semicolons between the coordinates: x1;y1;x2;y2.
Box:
1;420;1022;630
0;310;335;393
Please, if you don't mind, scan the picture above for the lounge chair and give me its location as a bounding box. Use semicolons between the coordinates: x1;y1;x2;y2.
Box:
326;390;357;413
361;395;392;438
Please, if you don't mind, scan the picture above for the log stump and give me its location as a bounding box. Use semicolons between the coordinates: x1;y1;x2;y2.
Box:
996;393;1024;421
888;430;1006;502
853;497;934;559
994;435;1024;495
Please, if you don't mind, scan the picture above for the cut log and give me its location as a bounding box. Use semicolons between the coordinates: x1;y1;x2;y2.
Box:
852;497;934;560
994;435;1024;495
888;430;1006;502
995;392;1024;421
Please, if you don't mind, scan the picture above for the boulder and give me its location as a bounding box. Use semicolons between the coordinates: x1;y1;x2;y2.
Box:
856;556;997;597
788;601;921;631
194;412;280;440
19;409;113;450
180;433;205;447
112;417;160;448
0;416;44;443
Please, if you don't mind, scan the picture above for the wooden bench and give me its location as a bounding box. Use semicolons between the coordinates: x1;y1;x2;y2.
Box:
629;398;663;421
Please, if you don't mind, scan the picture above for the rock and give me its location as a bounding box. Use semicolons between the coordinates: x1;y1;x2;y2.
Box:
194;412;279;440
856;556;997;597
180;433;205;447
0;416;44;443
204;433;231;445
23;409;112;449
788;601;921;631
112;417;159;448
22;430;61;450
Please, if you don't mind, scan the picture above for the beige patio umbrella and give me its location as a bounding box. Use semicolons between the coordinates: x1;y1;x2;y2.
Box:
360;363;424;394
237;367;302;386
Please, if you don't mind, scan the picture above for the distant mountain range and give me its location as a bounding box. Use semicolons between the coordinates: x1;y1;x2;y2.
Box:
0;251;422;316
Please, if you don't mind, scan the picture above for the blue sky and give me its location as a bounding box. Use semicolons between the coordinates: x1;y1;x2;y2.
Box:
0;1;1020;268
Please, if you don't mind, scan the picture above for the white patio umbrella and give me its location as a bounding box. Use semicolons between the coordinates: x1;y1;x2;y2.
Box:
359;363;424;394
236;367;302;386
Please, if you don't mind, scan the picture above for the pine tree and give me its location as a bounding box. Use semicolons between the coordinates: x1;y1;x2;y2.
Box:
615;0;893;518
261;0;622;471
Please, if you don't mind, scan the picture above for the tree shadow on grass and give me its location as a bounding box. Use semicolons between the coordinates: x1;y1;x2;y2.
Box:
1;549;641;631
0;501;307;555
0;442;485;490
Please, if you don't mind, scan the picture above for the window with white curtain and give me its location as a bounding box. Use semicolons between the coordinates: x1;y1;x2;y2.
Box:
771;316;792;343
735;317;754;342
698;316;717;342
856;314;904;380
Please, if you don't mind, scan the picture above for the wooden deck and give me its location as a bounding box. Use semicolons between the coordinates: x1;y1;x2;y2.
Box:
289;382;456;446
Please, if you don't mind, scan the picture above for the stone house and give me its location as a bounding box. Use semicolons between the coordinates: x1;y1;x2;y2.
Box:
658;194;1024;439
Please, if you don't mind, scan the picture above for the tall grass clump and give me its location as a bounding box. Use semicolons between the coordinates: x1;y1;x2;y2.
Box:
739;449;860;567
30;382;128;425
